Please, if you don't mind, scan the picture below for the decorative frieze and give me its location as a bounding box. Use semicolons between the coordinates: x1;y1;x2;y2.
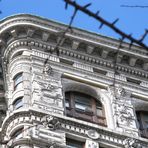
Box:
73;62;93;72
106;72;126;81
109;85;138;136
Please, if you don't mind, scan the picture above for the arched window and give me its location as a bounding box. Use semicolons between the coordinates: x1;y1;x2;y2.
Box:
13;97;23;110
136;111;148;138
13;73;23;91
65;91;106;126
11;127;23;139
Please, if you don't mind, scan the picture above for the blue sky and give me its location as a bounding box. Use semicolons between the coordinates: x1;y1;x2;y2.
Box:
0;0;148;44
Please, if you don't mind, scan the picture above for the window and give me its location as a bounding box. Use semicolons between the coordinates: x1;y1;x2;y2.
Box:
13;97;23;110
136;111;148;138
66;138;85;148
65;91;106;126
12;51;23;60
13;73;23;91
11;127;23;139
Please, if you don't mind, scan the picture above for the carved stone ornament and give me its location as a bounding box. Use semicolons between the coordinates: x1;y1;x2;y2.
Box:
116;104;134;126
123;138;142;148
114;85;126;99
41;115;60;130
43;64;52;75
87;130;99;139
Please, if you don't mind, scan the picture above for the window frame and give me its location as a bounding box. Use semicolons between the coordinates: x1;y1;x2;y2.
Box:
13;73;23;91
66;138;85;148
65;91;106;126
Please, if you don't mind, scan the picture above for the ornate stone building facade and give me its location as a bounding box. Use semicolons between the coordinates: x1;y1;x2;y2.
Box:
0;14;148;147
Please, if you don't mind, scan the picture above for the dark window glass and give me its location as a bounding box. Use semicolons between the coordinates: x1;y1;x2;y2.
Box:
66;138;84;148
11;127;23;139
13;97;23;110
136;111;148;138
65;91;106;126
13;73;23;90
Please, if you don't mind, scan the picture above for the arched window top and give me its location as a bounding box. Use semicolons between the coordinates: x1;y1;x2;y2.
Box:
65;91;106;126
11;127;24;139
63;82;100;101
13;97;23;110
11;51;23;60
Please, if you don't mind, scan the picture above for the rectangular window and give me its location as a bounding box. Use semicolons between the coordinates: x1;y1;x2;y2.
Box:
66;138;84;148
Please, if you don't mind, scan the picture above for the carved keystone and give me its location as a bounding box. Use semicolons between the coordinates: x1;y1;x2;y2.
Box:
86;46;94;54
129;57;137;67
116;54;123;63
27;29;35;37
143;62;148;71
42;32;49;41
10;30;17;38
101;50;108;58
72;41;79;50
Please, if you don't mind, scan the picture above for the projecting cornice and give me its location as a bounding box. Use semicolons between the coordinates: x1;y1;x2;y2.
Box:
0;14;147;54
0;14;148;76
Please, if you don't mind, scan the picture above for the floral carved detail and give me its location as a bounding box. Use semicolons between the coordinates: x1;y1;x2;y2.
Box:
41;115;60;130
115;104;134;126
123;138;142;148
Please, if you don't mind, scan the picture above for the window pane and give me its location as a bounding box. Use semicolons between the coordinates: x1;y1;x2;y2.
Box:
96;101;103;116
75;103;86;111
13;97;23;110
66;138;84;148
14;73;23;86
14;73;23;90
12;128;23;139
75;93;91;111
65;99;70;108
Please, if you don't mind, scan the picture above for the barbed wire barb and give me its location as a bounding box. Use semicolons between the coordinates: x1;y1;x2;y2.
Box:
112;18;119;26
99;23;104;29
139;29;148;42
83;3;92;9
96;10;100;16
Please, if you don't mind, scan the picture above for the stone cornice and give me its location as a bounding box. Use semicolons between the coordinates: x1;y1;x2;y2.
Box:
1;110;148;147
3;39;148;81
0;14;147;59
1;38;147;100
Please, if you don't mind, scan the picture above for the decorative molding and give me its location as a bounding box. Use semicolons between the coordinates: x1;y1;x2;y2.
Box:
41;115;60;130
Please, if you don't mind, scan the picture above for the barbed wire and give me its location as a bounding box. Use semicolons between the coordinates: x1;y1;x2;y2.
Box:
64;0;148;50
43;3;77;67
121;5;148;8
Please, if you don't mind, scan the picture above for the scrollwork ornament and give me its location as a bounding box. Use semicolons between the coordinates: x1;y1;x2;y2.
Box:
123;138;142;148
41;115;60;130
117;104;134;126
115;85;126;99
43;64;52;75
